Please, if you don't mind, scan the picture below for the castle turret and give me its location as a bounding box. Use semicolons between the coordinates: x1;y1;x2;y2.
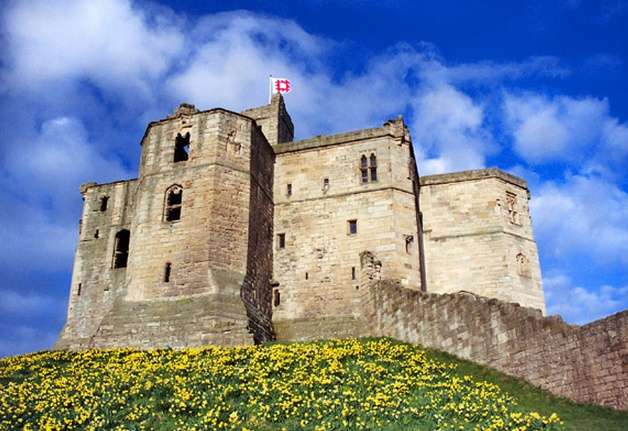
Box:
241;93;294;145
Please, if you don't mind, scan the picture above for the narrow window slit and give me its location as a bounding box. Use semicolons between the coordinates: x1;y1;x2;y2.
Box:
164;262;171;283
351;266;356;280
277;233;286;249
273;289;281;306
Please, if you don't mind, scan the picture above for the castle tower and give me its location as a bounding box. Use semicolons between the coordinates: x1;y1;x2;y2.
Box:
57;102;276;349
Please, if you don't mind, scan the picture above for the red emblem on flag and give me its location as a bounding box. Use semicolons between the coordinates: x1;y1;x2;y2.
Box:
270;77;292;96
274;79;291;93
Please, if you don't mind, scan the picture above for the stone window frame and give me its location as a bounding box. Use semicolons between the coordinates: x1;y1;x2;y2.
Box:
516;252;531;278
164;184;183;223
164;262;172;283
99;196;109;212
174;132;190;163
360;155;368;184
369;153;378;182
404;234;414;254
277;233;286;249
347;219;358;236
359;153;378;184
322;177;330;193
286;183;292;197
112;229;130;269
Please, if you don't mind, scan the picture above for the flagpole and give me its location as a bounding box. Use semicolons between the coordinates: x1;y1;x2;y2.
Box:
268;74;272;104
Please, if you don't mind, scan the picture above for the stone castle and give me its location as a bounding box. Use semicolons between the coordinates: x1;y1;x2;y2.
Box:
57;94;543;349
55;95;627;410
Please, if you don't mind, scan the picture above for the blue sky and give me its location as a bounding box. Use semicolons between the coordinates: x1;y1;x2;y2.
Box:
1;0;627;357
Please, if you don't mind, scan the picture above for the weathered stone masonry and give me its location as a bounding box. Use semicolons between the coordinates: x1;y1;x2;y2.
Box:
56;94;626;410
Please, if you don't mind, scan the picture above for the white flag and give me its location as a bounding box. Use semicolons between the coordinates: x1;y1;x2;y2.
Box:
270;77;292;95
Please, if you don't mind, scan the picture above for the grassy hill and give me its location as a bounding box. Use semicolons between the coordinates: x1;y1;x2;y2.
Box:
0;338;626;430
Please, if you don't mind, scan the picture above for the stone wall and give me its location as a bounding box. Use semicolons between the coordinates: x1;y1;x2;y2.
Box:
420;169;545;312
240;122;276;343
272;119;422;341
362;261;627;410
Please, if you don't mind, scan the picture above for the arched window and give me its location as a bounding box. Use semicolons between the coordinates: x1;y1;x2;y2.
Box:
360;155;368;183
174;132;190;162
369;153;377;181
112;229;130;268
164;185;183;222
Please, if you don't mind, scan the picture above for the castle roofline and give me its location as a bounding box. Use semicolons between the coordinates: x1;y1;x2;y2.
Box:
80;178;138;194
420;168;528;189
273;117;408;154
139;107;261;146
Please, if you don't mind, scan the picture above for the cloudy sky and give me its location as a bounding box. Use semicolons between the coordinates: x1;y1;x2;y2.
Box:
1;0;627;357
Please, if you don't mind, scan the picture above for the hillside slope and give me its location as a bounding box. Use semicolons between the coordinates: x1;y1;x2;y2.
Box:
0;338;626;430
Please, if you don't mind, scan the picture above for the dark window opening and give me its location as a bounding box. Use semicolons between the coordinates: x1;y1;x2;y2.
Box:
174;132;190;162
360;155;368;183
100;196;109;212
273;289;281;307
287;183;292;197
351;266;356;280
165;185;183;222
164;262;171;282
369;153;377;181
405;234;414;254
278;233;286;249
112;229;130;268
94;229;99;239
322;177;329;192
348;219;358;235
77;283;82;296
305;272;309;280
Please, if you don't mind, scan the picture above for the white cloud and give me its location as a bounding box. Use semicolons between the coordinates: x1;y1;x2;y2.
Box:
6;117;131;205
0;116;131;270
503;92;628;167
530;174;628;265
544;274;628;324
411;85;494;174
4;0;183;92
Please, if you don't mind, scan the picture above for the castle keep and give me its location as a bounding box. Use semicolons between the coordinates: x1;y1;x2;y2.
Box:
57;94;545;349
54;94;628;411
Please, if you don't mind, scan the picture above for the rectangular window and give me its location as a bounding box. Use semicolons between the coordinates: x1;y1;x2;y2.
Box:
351;266;356;280
287;183;292;197
100;196;109;212
348;220;358;235
77;283;82;296
273;289;281;306
322;178;329;192
164;262;172;283
305;272;309;280
278;233;286;249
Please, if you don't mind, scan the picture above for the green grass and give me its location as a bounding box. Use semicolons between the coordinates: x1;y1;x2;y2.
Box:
423;347;628;431
0;337;625;430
